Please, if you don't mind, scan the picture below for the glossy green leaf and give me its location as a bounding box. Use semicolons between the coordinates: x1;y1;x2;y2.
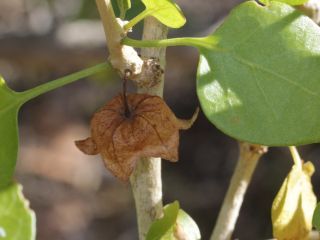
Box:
146;201;200;240
312;202;320;230
141;0;186;28
259;0;308;6
197;1;320;146
0;183;36;240
117;0;131;19
0;63;111;189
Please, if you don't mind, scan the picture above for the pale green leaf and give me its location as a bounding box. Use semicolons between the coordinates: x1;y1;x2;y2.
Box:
141;0;186;28
146;201;201;240
0;183;36;240
174;209;201;240
259;0;308;6
197;1;320;146
146;201;179;240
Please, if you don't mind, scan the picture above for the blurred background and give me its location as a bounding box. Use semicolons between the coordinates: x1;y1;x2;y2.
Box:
1;0;320;239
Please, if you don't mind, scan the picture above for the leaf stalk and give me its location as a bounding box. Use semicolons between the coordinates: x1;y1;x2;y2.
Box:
289;146;302;169
20;62;111;103
122;36;219;50
124;9;150;31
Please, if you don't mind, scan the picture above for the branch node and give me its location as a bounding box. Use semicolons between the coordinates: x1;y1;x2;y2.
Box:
132;57;164;88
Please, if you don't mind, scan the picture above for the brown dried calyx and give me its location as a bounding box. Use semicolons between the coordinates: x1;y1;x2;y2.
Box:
75;93;199;181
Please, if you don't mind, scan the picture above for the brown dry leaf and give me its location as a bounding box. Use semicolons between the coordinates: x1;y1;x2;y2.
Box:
75;94;198;181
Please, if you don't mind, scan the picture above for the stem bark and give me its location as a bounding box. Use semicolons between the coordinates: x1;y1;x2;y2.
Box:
210;142;267;240
95;1;168;238
95;0;143;75
130;17;168;240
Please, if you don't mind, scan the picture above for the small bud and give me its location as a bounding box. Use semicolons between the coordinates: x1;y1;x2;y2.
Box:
272;161;317;240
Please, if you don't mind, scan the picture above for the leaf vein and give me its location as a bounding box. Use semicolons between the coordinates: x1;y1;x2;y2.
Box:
232;54;320;99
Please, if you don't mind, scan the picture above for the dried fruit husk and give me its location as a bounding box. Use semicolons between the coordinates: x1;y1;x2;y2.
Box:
76;93;198;181
271;161;317;240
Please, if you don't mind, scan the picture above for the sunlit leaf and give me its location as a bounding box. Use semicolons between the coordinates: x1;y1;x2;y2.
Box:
259;0;308;6
272;162;316;240
197;1;320;146
141;0;186;28
146;201;201;240
0;183;36;240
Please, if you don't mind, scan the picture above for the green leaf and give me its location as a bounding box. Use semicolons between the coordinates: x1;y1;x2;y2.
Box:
0;77;22;189
0;63;111;189
146;201;179;240
141;0;186;28
196;1;320;146
117;0;131;19
0;183;36;240
259;0;308;6
146;201;201;240
312;202;320;230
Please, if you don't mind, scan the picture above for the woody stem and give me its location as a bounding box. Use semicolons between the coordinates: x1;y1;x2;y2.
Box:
210;142;267;240
130;17;168;240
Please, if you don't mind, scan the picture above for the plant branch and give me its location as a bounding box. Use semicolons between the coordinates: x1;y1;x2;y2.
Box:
122;36;219;50
210;142;268;240
20;62;111;102
95;0;143;76
130;17;168;240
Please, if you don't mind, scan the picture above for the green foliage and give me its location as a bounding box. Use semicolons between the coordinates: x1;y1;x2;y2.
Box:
259;0;308;6
141;0;186;28
0;63;110;189
0;77;23;189
117;0;131;19
0;183;36;240
312;202;320;230
197;1;320;146
146;201;179;240
146;201;200;240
